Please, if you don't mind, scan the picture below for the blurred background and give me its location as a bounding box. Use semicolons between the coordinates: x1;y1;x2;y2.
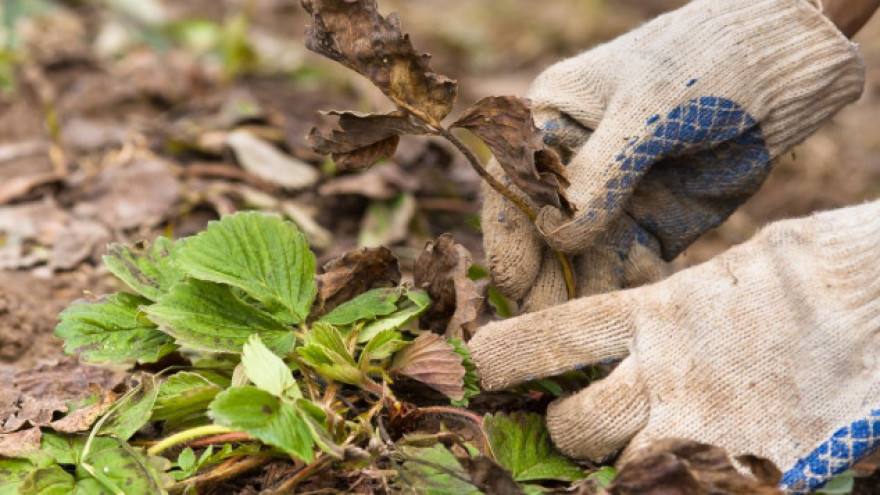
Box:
1;0;880;369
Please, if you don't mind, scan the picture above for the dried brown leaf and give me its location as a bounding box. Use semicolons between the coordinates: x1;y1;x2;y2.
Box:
309;111;427;171
605;439;783;495
0;427;41;458
49;388;117;433
315;246;401;313
302;0;458;122
0;358;125;433
414;235;483;340
453;96;575;214
319;162;419;200
390;333;466;401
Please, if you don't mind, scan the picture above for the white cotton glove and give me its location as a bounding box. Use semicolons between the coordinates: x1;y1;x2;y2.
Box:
483;0;865;311
470;200;880;494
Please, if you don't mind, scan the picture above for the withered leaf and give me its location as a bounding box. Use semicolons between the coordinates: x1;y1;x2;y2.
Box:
309;111;427;171
0;358;125;433
390;333;466;401
315;246;401;314
453;96;575;214
48;388;117;434
414;235;483;340
302;0;458;122
605;439;782;495
0;427;41;458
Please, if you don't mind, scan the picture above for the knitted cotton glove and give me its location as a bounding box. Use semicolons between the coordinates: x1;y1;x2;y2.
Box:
483;0;864;311
471;199;880;494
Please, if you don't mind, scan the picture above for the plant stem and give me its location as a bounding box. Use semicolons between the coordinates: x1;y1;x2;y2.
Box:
171;455;271;493
434;127;578;300
147;425;237;456
273;456;332;494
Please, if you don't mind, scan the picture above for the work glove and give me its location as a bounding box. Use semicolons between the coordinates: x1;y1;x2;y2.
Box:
470;199;880;494
483;0;865;311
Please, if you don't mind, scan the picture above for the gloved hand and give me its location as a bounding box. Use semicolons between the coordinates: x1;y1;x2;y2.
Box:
470;199;880;494
483;0;865;311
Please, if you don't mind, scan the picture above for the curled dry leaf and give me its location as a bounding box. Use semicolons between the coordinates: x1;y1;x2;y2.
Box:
302;0;458;122
309;111;428;171
319;162;420;200
390;333;466;401
314;246;401;313
604;439;782;495
414;235;483;340
453;96;575;214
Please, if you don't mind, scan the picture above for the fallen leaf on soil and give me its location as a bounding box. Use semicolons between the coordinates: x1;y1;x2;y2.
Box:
0;427;42;458
50;217;110;270
74;158;180;230
314;246;401;313
0;359;125;433
319;162;419;200
48;388;117;433
0;287;40;362
226;130;319;190
414;234;483;340
0;200;69;270
389;333;466;401
0;172;60;206
453;96;574;214
455;454;528;495
604;439;782;495
359;193;417;248
302;0;458;122
309;111;427;170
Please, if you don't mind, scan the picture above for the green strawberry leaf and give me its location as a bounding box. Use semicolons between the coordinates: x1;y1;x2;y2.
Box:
483;412;585;483
208;386;315;462
0;456;54;495
448;339;480;407
586;466;617;489
103;237;185;301
35;434;169;494
359;289;430;343
146;279;295;354
97;374;159;441
17;465;74;495
242;334;302;401
298;323;363;385
55;292;177;364
175;212;317;324
320;288;401;326
394;445;481;495
153;372;226;430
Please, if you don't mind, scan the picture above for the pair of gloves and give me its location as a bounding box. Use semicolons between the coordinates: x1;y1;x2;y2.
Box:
467;0;878;493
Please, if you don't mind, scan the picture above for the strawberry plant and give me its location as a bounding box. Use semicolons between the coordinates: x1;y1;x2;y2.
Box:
0;212;594;494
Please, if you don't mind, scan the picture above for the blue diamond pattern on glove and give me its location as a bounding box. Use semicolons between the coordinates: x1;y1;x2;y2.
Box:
780;409;880;494
608;97;771;260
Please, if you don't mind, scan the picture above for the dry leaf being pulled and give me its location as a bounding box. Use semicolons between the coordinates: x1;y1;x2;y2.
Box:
302;0;457;122
453;96;575;215
605;439;782;495
414;235;483;340
314;246;401;314
390;333;466;401
309;111;427;171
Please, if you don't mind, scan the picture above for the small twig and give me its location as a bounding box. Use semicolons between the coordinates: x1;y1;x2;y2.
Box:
171;455;271;493
272;456;332;494
188;432;254;447
434;127;578;300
